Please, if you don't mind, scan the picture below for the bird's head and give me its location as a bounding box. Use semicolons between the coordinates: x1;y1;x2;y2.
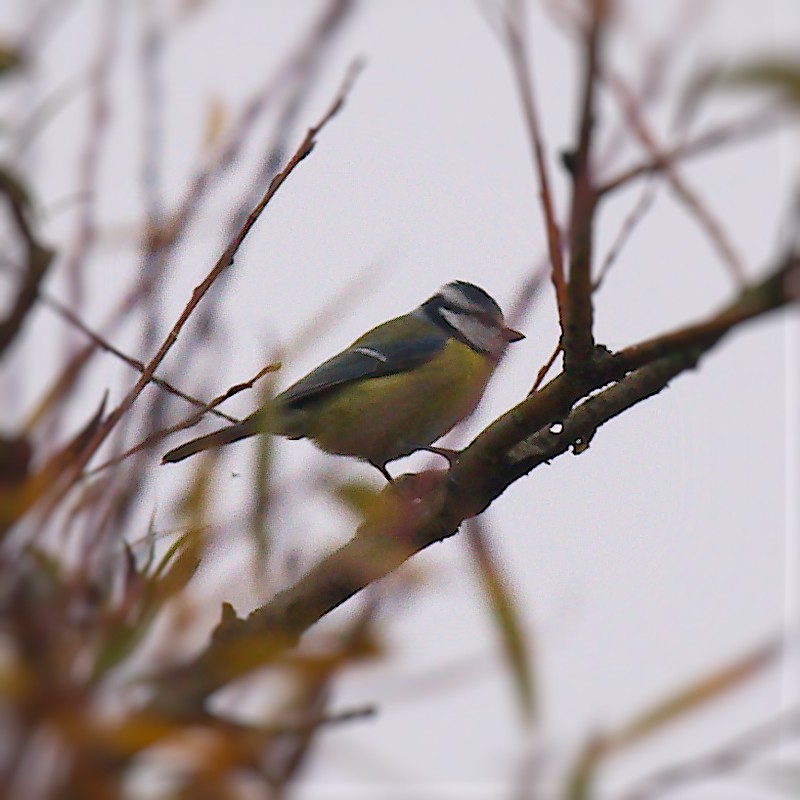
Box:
419;280;525;360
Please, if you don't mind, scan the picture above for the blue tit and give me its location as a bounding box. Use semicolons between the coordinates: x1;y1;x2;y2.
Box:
162;281;524;480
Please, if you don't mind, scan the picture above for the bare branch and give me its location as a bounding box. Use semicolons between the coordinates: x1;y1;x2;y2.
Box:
503;0;567;321
530;341;562;393
40;292;240;424
86;359;280;475
593;177;659;291
146;250;799;715
606;69;748;285
60;0;120;310
599;104;782;196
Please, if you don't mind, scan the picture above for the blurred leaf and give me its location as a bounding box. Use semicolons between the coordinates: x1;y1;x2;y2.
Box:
563;638;781;799
0;166;33;209
94;529;203;677
0;43;23;75
0;394;110;533
0;663;30;697
23;342;95;434
465;517;536;723
26;545;63;586
609;639;779;750
203;96;227;149
95;467;209;670
686;58;800;114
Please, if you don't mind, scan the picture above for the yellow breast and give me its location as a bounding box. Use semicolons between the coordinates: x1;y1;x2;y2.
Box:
282;339;493;466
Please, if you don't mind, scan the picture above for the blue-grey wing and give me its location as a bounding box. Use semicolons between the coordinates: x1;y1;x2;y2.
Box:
277;334;446;407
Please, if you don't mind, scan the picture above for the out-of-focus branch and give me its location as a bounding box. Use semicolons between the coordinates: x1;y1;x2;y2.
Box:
37;63;362;510
30;0;356;442
86;359;280;475
606;69;747;285
593;178;659;291
0;169;54;359
564;638;783;800
612;250;799;372
146;250;799;716
616;706;800;800
40;293;240;423
60;0;120;311
163;0;355;255
598;104;782;196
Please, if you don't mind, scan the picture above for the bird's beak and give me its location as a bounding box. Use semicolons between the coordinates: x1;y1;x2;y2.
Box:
503;326;525;343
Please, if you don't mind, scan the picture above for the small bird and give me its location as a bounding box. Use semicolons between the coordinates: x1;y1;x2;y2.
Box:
162;281;524;480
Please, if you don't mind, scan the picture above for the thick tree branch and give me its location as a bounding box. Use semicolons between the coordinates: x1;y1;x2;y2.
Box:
148;251;798;717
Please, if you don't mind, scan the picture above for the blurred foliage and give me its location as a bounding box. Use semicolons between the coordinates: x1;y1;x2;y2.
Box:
0;42;22;76
686;57;800;117
0;4;383;796
466;517;536;723
563;640;781;800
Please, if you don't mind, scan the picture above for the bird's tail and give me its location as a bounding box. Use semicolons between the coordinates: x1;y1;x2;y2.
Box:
162;417;261;464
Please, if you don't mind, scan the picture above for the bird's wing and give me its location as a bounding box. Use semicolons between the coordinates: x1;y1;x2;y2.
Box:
277;334;447;407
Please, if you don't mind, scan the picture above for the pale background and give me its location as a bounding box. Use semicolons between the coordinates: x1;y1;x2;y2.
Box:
1;1;797;797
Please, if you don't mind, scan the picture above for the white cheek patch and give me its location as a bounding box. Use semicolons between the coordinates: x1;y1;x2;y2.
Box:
440;308;503;354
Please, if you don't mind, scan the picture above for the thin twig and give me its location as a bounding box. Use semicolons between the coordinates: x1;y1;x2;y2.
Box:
599;104;782;196
52;62;362;491
597;0;711;171
503;0;567;320
138;0;165;235
530;341;562;393
606;69;747;286
85;349;282;476
40;293;240;423
593;177;659;292
61;0;120;310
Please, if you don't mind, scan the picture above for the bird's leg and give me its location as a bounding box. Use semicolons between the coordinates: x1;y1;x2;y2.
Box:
369;461;394;483
421;446;461;467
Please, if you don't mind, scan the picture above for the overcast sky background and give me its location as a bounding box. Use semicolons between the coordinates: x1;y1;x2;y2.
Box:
2;0;798;797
